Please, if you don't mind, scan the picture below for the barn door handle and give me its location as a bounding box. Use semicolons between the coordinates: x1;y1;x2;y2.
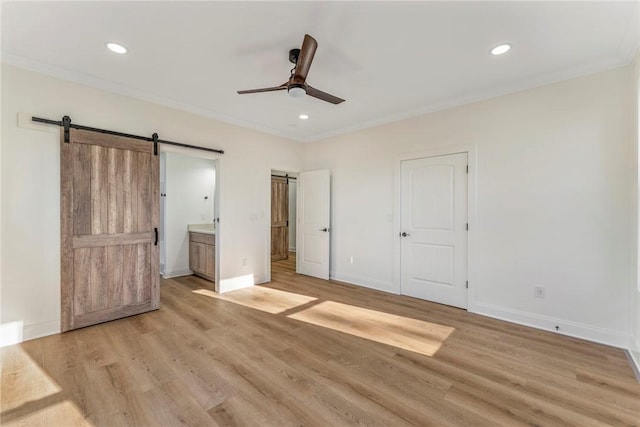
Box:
154;228;158;246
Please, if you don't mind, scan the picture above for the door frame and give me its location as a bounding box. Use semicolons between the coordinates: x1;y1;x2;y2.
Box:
159;145;223;292
393;144;478;312
265;165;300;283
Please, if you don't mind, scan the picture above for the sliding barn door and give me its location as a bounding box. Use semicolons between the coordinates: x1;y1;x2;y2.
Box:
271;176;289;262
61;128;159;331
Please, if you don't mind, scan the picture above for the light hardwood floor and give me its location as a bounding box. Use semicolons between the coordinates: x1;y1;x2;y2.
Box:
2;257;639;426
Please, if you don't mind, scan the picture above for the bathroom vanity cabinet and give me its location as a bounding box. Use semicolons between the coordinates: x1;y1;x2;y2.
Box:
189;231;215;282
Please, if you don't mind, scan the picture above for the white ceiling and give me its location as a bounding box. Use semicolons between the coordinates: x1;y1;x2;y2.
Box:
2;1;638;142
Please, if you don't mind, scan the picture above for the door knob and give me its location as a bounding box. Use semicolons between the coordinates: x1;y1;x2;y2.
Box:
400;232;410;237
320;228;329;232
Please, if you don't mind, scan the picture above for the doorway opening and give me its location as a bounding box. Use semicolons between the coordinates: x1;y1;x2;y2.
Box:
160;151;218;290
271;170;298;279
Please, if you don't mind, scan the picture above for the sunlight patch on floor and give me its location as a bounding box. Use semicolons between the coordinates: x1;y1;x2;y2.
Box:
194;286;455;356
288;300;455;357
0;345;87;425
1;345;62;412
193;286;317;314
42;399;90;426
1;396;89;427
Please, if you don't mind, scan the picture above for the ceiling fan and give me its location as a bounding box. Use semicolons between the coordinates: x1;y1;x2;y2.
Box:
237;34;345;105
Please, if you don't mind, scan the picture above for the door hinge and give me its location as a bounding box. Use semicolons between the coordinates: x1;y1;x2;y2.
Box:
466;165;469;174
466;281;469;289
466;223;469;231
286;220;289;227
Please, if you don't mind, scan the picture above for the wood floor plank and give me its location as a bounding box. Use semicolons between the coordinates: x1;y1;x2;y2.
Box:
2;254;639;426
104;320;175;393
207;394;271;427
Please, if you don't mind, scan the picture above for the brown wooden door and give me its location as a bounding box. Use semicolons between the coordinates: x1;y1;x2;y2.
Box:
61;128;159;331
271;176;289;262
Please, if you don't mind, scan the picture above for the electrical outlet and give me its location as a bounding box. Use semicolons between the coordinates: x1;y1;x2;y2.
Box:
242;258;248;267
349;256;354;264
534;285;545;298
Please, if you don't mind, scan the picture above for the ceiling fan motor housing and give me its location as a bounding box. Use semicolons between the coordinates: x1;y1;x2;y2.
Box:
289;48;300;64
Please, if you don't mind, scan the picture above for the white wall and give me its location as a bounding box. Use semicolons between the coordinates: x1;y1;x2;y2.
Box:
0;64;302;345
164;152;215;278
304;66;635;348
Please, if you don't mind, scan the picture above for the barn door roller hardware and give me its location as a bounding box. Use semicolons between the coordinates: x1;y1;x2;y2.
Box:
152;132;159;156
61;115;71;143
31;115;225;155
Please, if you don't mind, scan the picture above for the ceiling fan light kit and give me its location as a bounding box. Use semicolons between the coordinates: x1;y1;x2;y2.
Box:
237;34;345;105
288;85;306;98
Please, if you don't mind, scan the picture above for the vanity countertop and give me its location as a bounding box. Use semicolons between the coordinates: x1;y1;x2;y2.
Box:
188;223;215;235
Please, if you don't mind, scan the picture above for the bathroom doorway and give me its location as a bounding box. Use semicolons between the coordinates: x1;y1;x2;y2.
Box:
160;151;218;289
270;170;297;279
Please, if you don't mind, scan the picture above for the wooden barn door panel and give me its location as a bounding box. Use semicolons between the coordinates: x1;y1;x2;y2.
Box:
271;176;289;262
61;128;159;332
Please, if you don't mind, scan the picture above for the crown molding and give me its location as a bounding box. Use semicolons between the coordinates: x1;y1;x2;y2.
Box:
0;52;301;143
2;52;633;145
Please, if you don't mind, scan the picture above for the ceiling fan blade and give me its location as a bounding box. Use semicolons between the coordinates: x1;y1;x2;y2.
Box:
305;85;345;104
237;83;288;94
293;34;318;82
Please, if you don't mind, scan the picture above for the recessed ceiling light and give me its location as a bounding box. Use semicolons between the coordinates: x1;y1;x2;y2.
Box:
299;114;309;120
106;42;127;54
490;44;511;55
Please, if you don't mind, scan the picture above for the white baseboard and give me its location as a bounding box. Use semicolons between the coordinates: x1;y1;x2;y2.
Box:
162;269;193;279
331;273;397;294
24;320;60;342
288;247;296;252
1;319;60;347
218;274;255;293
625;349;640;383
473;302;630;349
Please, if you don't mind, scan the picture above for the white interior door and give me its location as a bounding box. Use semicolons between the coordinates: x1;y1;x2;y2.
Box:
297;169;330;279
213;159;220;292
400;153;468;309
